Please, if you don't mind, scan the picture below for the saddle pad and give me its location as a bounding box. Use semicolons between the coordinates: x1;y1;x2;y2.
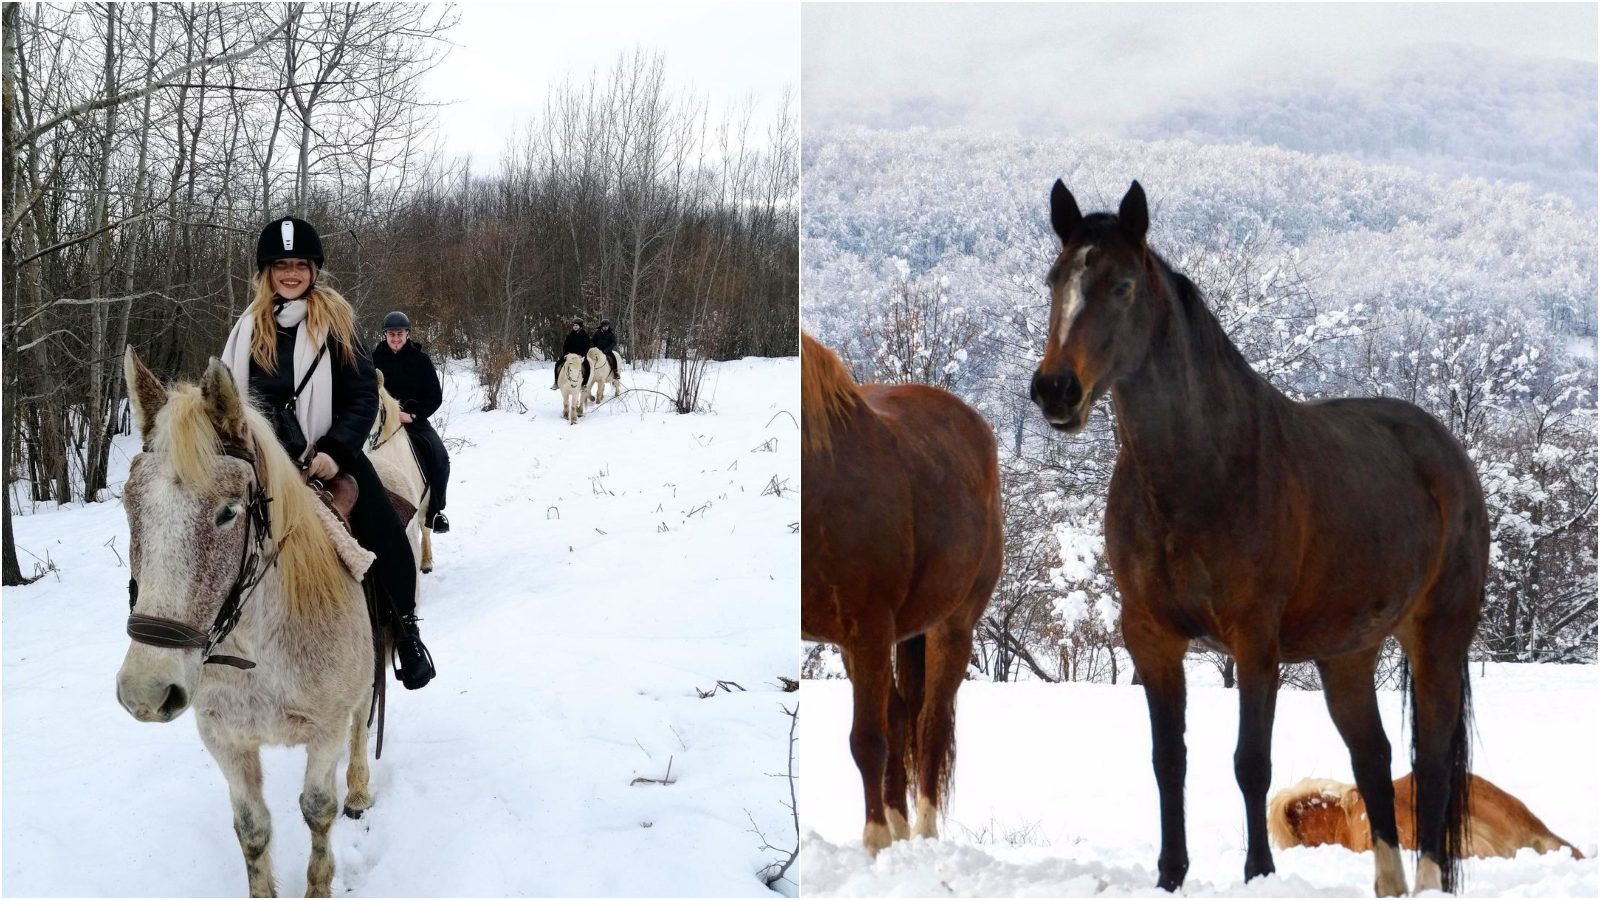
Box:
308;492;375;580
387;489;417;525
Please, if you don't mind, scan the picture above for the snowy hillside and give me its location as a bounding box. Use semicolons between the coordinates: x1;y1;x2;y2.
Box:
799;664;1598;897
2;357;800;897
1130;45;1598;211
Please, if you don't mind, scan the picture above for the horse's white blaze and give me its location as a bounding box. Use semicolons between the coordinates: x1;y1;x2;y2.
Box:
1373;838;1408;897
1054;245;1094;350
913;794;938;839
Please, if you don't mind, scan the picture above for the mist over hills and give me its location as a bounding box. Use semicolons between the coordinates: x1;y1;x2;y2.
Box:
1129;44;1597;210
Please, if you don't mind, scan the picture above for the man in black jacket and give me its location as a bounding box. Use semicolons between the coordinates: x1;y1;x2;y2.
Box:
592;318;619;375
373;311;451;534
551;317;591;389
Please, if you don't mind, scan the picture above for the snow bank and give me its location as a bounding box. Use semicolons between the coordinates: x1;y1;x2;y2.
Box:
3;357;800;897
800;664;1597;896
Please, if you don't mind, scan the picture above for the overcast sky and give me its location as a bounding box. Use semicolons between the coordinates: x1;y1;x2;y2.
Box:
429;2;798;169
803;3;1598;132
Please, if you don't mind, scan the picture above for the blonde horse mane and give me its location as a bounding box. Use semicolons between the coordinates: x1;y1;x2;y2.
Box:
150;383;353;619
801;332;863;454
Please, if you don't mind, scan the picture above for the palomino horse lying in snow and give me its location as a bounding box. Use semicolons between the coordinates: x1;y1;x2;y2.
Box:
1270;773;1584;861
116;349;375;898
586;346;622;404
1029;181;1488;895
801;333;1004;855
559;352;587;424
368;372;435;573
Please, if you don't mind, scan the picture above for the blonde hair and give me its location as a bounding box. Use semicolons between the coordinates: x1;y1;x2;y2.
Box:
247;264;359;370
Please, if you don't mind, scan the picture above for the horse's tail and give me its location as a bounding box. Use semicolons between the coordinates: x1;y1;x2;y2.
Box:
1404;658;1475;892
895;635;926;795
801;332;861;455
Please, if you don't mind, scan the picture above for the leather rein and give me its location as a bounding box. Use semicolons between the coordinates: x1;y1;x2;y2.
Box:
125;441;282;670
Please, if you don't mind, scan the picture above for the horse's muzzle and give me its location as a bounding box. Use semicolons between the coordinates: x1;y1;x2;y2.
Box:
1031;366;1088;433
116;653;195;723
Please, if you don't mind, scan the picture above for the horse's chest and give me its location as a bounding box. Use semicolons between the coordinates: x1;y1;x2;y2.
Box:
196;678;322;746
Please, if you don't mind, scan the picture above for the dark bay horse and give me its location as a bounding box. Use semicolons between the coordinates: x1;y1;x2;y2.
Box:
1030;182;1486;895
802;333;1004;854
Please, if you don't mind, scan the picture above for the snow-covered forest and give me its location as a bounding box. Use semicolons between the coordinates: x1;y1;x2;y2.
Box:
802;117;1598;683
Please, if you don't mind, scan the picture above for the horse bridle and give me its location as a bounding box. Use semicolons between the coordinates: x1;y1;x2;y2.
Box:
125;440;281;670
368;402;390;451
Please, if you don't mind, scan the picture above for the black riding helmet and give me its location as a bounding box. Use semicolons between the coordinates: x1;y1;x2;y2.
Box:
256;217;325;269
383;311;411;331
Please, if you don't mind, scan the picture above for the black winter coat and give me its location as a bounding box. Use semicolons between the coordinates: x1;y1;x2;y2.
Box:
561;328;591;358
592;327;616;353
372;338;443;420
248;323;377;472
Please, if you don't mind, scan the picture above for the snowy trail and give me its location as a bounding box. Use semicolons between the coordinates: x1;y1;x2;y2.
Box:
800;665;1597;897
3;358;799;898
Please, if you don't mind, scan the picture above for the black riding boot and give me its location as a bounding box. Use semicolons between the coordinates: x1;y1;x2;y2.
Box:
394;615;436;690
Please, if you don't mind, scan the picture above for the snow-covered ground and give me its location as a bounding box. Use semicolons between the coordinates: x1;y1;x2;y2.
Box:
801;664;1597;897
3;357;800;897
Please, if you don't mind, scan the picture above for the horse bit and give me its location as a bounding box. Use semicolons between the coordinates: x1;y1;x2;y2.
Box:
125;440;280;670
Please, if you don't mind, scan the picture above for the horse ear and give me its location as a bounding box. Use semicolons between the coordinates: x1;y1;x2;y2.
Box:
1119;180;1149;244
199;358;248;443
124;346;167;438
376;368;386;389
1050;179;1082;245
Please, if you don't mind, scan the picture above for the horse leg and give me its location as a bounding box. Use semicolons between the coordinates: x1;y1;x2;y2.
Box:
343;698;374;819
1317;646;1406;897
1125;613;1190;892
204;731;277;898
301;729;346;898
843;643;895;855
421;526;434;573
911;619;972;839
884;679;911;841
1233;642;1282;882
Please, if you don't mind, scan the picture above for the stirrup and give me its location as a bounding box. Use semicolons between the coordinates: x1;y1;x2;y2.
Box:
393;619;436;690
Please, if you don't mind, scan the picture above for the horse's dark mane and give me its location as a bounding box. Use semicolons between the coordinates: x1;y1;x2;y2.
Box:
1147;248;1272;392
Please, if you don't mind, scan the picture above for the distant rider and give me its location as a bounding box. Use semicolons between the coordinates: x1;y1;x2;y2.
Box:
372;311;451;535
592;318;620;375
551;317;591;389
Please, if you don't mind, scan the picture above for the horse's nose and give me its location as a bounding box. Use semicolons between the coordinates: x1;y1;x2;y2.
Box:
1030;367;1083;411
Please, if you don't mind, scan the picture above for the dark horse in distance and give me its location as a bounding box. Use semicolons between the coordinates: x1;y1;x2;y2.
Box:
1029;182;1486;895
802;333;1004;855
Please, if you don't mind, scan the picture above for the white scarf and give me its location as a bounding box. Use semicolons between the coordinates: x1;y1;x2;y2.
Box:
221;299;333;461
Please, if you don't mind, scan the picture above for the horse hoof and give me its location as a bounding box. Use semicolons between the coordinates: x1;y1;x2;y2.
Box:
421;565;432;574
342;805;364;819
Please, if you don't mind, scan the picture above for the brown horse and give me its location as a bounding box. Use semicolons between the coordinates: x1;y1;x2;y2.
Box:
1269;772;1584;862
801;333;1004;855
1030;182;1487;896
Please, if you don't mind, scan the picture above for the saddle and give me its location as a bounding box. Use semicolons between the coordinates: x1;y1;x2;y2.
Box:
306;467;417;530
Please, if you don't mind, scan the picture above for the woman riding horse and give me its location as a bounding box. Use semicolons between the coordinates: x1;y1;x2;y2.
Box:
222;217;436;690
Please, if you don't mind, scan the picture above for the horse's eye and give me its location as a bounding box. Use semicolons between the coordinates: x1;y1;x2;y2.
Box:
1115;279;1136;297
215;504;241;527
